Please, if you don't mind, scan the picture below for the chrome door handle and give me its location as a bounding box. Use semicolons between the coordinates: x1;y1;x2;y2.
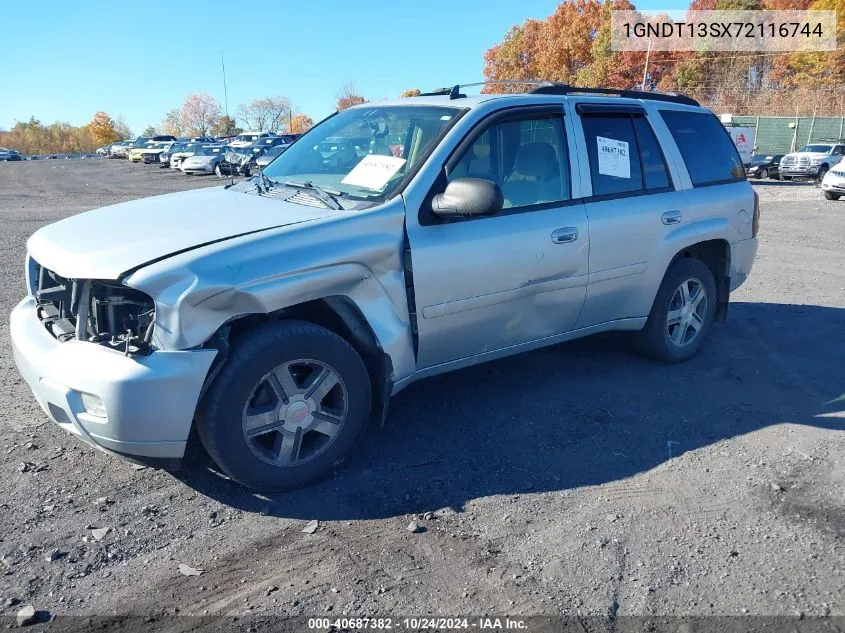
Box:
662;210;682;225
551;227;579;244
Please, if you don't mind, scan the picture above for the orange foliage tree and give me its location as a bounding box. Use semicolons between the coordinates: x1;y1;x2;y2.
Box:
87;111;119;147
288;114;315;134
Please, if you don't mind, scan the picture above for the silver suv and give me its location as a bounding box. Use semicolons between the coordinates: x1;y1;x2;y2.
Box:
11;83;759;491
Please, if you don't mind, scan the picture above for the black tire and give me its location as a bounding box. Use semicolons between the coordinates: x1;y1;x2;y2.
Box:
759;168;768;179
824;191;840;200
782;175;791;181
196;320;372;492
214;164;223;178
635;258;717;363
817;165;829;182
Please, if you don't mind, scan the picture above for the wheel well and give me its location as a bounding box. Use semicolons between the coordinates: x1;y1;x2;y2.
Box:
675;239;731;321
202;297;393;426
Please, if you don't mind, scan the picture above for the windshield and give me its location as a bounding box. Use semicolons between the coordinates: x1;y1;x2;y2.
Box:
751;154;774;162
195;146;224;156
798;145;832;153
265;145;286;157
262;105;461;200
236;134;260;143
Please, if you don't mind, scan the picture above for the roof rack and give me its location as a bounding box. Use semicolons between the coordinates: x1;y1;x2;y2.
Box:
529;83;699;106
417;81;699;107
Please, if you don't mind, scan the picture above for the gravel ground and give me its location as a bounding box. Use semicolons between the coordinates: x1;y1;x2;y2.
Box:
0;160;842;622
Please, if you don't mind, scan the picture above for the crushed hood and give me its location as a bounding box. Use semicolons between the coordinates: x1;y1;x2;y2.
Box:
27;186;334;279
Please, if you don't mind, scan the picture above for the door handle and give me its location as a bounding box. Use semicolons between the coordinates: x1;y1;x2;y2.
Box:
551;227;579;244
662;210;682;225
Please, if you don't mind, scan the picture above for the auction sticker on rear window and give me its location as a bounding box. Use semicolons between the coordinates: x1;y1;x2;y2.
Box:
341;155;407;191
597;136;630;179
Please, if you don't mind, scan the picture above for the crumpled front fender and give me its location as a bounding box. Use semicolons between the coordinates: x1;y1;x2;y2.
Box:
124;201;417;384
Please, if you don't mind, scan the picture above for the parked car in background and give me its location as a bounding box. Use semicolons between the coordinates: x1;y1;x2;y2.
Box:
253;143;288;170
168;142;204;169
230;131;271;148
141;141;175;164
95;146;111;155
215;146;266;177
179;144;226;174
745;153;783;179
109;140;134;158
128;142;157;163
184;136;216;143
780;142;845;180
0;148;23;161
820;158;845;200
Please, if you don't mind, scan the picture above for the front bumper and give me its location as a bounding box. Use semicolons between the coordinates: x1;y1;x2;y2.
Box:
729;237;758;291
10;297;217;459
181;162;215;173
780;165;821;177
821;176;845;193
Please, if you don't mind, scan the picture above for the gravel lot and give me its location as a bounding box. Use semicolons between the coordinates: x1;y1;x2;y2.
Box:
0;159;842;623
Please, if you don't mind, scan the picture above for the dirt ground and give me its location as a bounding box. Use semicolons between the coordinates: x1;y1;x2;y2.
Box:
0;159;842;624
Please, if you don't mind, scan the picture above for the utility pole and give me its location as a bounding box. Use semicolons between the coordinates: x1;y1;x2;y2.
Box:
641;40;652;91
221;52;230;129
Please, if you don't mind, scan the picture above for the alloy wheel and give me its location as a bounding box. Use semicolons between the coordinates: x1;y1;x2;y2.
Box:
241;359;349;467
666;278;708;347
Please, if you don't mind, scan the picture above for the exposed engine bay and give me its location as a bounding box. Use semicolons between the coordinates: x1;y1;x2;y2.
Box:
32;261;155;355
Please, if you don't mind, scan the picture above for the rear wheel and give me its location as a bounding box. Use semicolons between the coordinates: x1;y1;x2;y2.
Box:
824;191;840;200
196;321;372;492
635;258;717;363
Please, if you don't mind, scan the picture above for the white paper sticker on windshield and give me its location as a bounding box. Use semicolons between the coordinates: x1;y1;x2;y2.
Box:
341;154;407;191
596;136;630;179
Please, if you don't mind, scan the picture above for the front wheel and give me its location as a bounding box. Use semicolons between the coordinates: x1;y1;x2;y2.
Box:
824;191;840;200
214;164;223;178
759;168;768;179
196;321;372;492
635;258;717;363
817;165;829;182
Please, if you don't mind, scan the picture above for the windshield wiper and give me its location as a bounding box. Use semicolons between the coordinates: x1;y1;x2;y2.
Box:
284;180;343;210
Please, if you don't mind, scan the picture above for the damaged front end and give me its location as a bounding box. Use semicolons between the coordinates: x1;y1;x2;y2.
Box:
30;258;155;356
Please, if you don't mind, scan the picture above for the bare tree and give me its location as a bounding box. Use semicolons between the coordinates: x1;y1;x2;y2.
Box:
237;96;292;133
337;82;366;111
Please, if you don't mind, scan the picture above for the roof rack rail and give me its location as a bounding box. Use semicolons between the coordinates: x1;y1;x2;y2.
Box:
418;85;465;99
528;83;699;107
419;80;549;100
417;81;699;106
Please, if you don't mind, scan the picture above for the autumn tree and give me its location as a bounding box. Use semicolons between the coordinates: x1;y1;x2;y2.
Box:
212;115;240;137
337;82;366;110
180;93;222;137
160;108;183;136
87;111;119;146
237;96;291;133
400;88;421;97
287;113;314;134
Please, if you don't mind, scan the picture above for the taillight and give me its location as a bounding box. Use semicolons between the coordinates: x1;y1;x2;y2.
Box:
752;190;760;237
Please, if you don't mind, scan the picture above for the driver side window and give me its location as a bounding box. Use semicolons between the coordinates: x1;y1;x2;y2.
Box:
447;115;570;210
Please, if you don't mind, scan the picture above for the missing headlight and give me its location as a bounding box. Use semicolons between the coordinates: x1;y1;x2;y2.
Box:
32;261;155;355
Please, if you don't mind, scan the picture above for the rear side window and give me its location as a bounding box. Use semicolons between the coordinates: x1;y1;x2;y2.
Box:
660;110;745;186
581;114;671;197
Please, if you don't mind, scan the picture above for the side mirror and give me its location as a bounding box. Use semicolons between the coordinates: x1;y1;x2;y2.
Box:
431;178;504;218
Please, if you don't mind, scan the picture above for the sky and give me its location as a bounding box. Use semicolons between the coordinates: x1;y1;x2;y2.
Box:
0;0;689;136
